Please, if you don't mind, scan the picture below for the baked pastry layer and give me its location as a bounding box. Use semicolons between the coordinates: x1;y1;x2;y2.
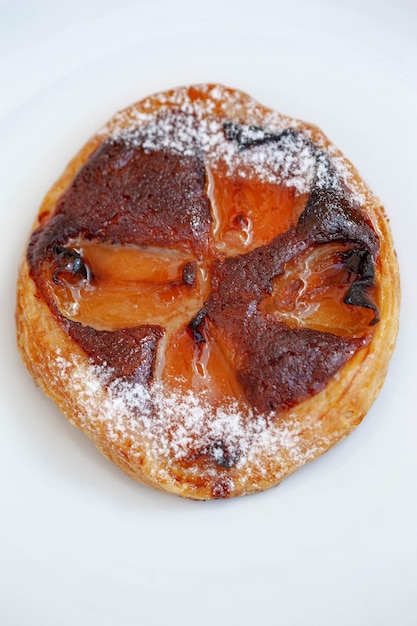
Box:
16;84;400;499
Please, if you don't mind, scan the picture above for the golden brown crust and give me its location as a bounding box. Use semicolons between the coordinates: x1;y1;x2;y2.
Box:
16;84;400;499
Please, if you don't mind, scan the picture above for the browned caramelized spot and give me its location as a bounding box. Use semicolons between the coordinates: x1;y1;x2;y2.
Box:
205;228;375;413
26;112;382;451
26;137;212;389
236;317;367;413
27;140;212;265
67;323;164;384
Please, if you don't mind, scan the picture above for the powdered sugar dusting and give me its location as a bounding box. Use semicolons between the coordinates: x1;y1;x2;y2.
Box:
53;348;332;490
100;84;365;202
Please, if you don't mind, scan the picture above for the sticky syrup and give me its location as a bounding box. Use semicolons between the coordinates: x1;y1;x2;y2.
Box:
47;241;210;333
260;243;377;337
207;161;309;255
161;321;248;408
42;133;377;409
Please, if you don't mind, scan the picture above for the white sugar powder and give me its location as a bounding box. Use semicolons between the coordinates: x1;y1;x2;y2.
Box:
100;84;365;202
54;350;332;484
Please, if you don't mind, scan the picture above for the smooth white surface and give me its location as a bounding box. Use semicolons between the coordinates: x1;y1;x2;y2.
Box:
1;1;416;624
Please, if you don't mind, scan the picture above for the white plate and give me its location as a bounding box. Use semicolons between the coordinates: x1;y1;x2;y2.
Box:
1;1;416;624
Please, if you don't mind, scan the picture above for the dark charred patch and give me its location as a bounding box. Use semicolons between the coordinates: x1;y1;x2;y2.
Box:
223;121;298;151
188;308;207;344
51;245;90;285
343;249;379;324
344;248;375;279
208;441;240;468
297;185;379;257
182;261;197;287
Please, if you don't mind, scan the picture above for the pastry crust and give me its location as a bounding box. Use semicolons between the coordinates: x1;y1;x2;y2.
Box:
16;84;400;499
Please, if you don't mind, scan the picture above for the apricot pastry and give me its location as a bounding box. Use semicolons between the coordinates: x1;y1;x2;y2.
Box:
16;84;400;499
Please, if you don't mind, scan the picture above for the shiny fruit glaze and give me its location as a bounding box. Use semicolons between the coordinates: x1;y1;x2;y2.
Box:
260;243;377;337
45;156;376;412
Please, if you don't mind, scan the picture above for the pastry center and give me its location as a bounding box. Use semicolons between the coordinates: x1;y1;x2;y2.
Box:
27;113;380;415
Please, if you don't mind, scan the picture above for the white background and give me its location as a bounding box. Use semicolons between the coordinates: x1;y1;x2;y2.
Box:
1;1;416;624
